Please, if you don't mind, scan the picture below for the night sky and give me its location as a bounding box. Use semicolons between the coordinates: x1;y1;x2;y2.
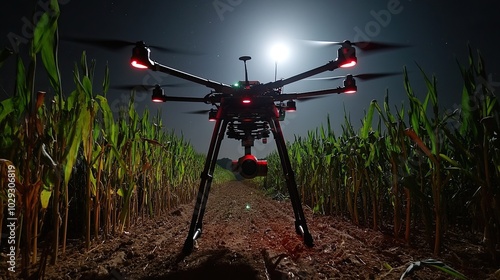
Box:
2;0;499;159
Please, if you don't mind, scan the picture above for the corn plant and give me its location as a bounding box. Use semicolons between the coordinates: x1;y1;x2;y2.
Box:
0;0;62;274
0;1;208;275
264;47;499;259
442;47;500;260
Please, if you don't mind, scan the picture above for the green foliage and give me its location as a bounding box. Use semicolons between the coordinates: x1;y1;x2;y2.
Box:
400;259;467;279
0;2;205;273
265;47;500;262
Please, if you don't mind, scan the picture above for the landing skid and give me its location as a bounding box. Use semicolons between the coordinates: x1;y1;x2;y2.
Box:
182;110;313;254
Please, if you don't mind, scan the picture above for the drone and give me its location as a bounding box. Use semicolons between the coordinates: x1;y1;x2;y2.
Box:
72;38;404;254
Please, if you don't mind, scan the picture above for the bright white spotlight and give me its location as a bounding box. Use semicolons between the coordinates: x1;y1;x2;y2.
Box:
271;43;289;81
270;43;289;62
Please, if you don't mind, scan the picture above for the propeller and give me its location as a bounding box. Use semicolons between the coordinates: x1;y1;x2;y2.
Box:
185;108;218;121
185;109;212;115
307;72;402;82
294;95;329;102
111;83;191;91
61;37;202;55
303;39;409;53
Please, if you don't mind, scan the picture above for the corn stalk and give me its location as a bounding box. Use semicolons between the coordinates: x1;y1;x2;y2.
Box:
264;47;499;259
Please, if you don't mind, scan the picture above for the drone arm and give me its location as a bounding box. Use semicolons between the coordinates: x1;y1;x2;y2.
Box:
152;62;233;93
274;87;346;101
262;60;341;90
160;92;223;104
164;96;208;103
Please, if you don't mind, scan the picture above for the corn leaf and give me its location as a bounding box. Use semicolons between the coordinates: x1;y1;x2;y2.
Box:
400;259;467;280
33;13;51;53
404;128;437;164
0;98;15;123
63;101;90;185
40;28;60;93
40;189;52;209
439;153;459;167
15;56;27;111
82;76;93;99
361;100;376;139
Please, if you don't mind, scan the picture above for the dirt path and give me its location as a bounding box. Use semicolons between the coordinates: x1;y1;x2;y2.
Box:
12;181;496;279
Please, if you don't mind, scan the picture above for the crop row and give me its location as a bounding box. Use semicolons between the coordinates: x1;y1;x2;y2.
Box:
0;1;212;276
265;48;499;260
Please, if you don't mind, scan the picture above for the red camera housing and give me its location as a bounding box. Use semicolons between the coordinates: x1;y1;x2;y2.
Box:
232;154;267;179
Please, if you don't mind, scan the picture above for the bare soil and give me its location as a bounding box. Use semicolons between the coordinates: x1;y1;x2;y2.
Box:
7;181;499;279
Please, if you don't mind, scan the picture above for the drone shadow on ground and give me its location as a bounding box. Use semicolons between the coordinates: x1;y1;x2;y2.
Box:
141;248;261;280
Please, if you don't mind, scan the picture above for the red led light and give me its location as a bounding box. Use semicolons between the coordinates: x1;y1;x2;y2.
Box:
152;98;164;103
242;99;251;104
131;60;149;69
285;100;296;112
340;60;356;68
344;89;357;94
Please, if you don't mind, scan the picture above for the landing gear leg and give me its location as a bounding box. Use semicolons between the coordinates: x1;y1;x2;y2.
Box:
182;119;228;254
269;116;314;247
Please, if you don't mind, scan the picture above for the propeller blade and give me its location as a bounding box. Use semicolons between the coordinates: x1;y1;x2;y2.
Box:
301;39;410;52
61;37;135;51
351;41;410;52
353;72;402;81
295;96;325;102
306;72;402;81
111;83;190;91
150;45;203;55
306;76;345;81
301;40;343;47
62;37;202;55
185;109;211;115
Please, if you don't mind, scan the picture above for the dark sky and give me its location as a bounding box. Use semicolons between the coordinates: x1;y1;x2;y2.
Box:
2;0;499;159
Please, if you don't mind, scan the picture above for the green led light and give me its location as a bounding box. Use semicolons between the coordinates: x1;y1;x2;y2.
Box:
245;203;251;210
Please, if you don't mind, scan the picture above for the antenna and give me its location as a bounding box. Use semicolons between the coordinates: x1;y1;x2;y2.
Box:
271;44;288;82
239;56;251;87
